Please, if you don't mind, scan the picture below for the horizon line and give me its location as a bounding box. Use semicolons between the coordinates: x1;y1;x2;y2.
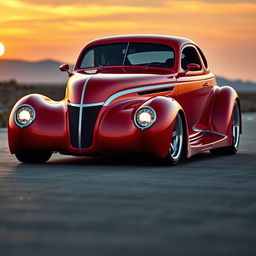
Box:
0;58;256;84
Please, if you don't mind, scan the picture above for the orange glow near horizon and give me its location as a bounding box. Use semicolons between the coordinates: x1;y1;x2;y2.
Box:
0;0;256;81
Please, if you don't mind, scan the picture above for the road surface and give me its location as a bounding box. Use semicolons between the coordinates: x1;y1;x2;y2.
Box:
0;113;256;256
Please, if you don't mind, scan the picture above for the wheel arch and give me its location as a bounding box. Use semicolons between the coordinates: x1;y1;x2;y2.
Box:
177;109;189;159
235;97;242;134
208;86;240;137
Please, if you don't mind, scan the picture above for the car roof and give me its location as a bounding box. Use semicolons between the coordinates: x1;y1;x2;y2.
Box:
84;34;196;49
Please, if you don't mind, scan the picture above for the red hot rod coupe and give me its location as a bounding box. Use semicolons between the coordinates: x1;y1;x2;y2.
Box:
8;35;241;165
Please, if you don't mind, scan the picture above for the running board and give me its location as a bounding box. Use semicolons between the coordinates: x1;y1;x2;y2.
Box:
188;130;228;157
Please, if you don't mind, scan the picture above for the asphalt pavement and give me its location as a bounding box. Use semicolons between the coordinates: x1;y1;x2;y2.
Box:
0;113;256;256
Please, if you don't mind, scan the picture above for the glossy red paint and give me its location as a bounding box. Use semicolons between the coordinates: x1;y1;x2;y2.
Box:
8;35;241;163
9;94;68;153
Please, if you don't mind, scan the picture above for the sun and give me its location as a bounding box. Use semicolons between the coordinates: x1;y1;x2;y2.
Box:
0;42;5;56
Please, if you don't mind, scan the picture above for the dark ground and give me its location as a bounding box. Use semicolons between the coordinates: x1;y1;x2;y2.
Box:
0;113;255;256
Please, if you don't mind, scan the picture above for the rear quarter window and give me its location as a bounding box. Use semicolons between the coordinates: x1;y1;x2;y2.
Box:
196;46;208;69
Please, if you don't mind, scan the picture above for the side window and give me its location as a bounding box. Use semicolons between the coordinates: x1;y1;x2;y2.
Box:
196;46;208;69
181;46;202;71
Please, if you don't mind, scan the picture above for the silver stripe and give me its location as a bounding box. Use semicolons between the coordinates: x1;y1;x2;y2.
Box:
103;83;175;106
78;78;90;152
103;78;214;106
68;102;104;107
67;77;215;151
192;126;227;137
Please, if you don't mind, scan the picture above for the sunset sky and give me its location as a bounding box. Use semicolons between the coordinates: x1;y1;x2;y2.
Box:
0;0;255;81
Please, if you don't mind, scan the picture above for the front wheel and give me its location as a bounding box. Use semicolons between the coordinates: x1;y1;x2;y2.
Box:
210;101;241;155
15;150;52;163
163;113;184;165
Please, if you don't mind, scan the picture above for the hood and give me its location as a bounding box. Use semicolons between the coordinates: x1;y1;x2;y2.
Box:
66;69;176;105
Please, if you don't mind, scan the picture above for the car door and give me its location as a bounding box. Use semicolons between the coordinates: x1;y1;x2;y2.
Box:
176;45;214;133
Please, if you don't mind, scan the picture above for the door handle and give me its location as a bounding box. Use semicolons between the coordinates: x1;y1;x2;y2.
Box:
203;82;210;87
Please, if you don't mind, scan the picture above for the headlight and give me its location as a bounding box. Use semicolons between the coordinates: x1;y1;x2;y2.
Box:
134;106;156;130
14;105;36;128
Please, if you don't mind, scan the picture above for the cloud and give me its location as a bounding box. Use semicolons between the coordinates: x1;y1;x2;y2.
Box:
1;0;255;44
1;0;256;81
17;0;256;6
17;0;164;6
2;0;255;25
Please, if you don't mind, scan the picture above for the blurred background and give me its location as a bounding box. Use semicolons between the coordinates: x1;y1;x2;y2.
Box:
0;0;256;127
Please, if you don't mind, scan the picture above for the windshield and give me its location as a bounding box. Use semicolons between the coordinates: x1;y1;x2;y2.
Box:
79;42;175;69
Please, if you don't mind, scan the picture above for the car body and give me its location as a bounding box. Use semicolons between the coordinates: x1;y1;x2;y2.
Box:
8;34;242;164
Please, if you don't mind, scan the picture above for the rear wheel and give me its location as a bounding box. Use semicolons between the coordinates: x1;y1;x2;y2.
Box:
210;101;241;155
163;113;184;165
15;150;52;163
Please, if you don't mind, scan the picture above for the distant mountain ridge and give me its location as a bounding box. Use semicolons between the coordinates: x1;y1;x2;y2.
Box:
0;59;70;84
215;77;256;93
0;59;256;92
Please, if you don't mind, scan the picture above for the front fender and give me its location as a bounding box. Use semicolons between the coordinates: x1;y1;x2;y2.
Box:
96;96;184;158
8;94;68;153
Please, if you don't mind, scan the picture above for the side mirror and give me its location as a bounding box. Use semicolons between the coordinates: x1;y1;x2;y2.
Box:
59;64;73;77
186;63;201;71
176;63;201;78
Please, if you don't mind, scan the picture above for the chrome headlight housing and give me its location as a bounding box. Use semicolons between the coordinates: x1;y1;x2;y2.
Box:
14;105;36;128
134;106;156;130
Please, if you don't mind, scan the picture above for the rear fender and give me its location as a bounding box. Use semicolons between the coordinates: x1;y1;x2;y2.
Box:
208;86;240;145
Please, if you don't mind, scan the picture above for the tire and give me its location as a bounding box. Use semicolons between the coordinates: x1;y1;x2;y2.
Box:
163;113;184;165
15;150;52;163
210;101;241;155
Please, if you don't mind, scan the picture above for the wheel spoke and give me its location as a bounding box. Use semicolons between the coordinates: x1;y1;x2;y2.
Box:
169;114;183;161
173;137;177;150
232;102;240;149
170;143;174;152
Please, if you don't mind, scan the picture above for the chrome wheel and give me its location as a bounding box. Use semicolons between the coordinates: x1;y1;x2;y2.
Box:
233;102;240;150
169;114;184;163
210;100;241;155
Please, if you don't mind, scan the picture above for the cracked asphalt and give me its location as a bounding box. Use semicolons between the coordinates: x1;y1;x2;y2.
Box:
0;113;256;256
